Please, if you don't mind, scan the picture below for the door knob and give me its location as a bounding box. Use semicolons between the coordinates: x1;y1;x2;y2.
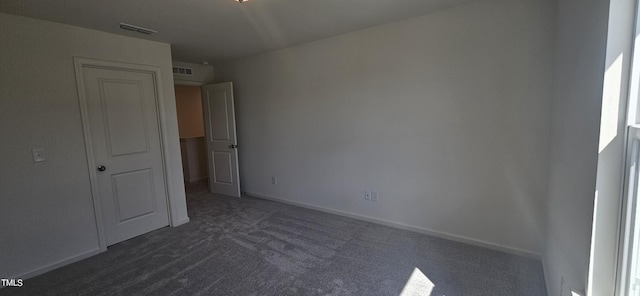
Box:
229;144;238;149
97;165;106;172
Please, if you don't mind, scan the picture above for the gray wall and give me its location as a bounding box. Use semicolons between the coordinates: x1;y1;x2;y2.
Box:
543;0;611;294
215;0;556;255
588;0;635;294
0;13;188;278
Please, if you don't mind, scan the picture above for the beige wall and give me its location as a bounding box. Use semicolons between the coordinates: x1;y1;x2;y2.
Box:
180;138;208;183
0;13;188;279
215;0;556;255
175;85;205;138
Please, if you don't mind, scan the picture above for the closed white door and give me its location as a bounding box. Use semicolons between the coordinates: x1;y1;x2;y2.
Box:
82;66;169;246
202;82;241;197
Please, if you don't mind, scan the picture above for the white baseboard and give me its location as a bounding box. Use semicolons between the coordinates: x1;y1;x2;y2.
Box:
12;216;190;281
16;248;102;280
246;191;541;259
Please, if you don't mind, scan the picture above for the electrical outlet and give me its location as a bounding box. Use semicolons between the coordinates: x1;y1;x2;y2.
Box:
271;176;277;185
371;191;379;202
364;191;371;200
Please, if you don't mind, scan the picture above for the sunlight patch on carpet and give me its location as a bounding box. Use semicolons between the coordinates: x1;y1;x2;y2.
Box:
399;267;434;296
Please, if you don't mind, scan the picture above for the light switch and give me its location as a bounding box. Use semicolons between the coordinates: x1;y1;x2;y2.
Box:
32;148;46;162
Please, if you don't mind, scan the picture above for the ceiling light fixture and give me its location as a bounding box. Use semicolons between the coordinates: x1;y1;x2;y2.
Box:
235;0;248;3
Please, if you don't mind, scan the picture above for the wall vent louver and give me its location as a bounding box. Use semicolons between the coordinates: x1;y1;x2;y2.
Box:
119;23;157;35
173;67;193;76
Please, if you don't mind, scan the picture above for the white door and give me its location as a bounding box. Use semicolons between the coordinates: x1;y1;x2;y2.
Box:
82;66;169;246
202;82;241;197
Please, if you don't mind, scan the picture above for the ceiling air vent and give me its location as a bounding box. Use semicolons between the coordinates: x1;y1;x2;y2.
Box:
119;23;157;35
173;67;193;76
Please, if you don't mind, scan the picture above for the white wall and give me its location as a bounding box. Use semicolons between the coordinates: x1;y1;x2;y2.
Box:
587;0;635;294
543;0;611;295
215;0;556;255
0;13;188;279
172;61;214;85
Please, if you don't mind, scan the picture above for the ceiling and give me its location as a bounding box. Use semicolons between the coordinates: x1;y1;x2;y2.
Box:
0;0;471;63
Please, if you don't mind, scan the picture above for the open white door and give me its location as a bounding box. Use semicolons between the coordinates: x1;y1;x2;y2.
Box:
202;82;241;197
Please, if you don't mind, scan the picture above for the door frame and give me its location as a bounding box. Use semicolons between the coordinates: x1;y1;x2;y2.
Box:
73;57;174;251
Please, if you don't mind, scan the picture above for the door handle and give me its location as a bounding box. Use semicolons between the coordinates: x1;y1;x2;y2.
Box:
229;144;238;149
97;165;106;172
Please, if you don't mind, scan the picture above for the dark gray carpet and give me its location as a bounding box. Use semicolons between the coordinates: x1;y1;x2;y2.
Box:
3;182;547;295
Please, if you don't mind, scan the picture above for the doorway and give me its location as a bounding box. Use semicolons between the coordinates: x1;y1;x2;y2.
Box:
174;85;209;194
174;82;241;197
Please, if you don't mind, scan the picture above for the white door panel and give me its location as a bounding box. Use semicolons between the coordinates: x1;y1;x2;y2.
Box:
202;82;241;197
82;66;169;246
